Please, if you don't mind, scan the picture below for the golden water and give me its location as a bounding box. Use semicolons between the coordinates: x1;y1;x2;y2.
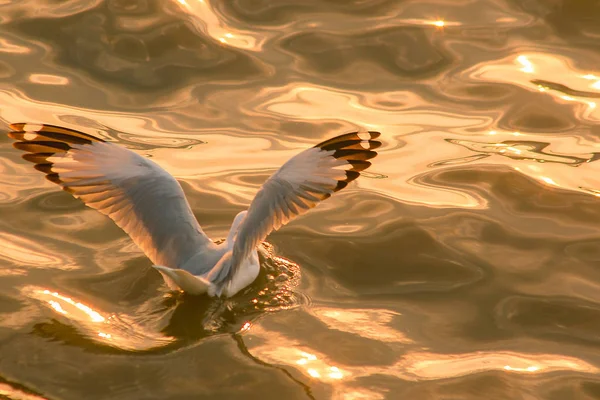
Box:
1;1;600;399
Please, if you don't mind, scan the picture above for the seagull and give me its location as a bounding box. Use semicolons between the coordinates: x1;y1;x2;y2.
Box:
8;123;381;297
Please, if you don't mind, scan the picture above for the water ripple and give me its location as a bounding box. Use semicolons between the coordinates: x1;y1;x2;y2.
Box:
1;0;600;398
8;0;269;92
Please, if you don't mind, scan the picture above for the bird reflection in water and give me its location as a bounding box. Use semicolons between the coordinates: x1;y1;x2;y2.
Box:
161;242;304;340
28;243;304;352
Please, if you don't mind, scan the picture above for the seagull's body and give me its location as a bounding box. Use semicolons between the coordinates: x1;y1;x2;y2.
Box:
8;123;381;297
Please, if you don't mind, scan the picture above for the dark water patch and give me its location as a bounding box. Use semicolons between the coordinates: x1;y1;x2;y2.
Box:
217;0;401;26
283;220;484;296
9;0;268;93
280;27;452;81
501;103;577;132
497;296;600;345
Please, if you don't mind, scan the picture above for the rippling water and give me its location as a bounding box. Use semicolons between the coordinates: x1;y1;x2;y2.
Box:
2;0;600;399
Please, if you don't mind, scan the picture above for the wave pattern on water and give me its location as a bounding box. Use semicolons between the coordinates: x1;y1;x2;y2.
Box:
2;0;600;398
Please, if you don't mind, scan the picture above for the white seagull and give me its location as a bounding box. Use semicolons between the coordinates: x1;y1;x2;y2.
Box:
8;123;381;297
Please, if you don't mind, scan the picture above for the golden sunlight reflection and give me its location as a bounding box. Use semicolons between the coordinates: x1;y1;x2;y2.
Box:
28;74;69;85
246;323;597;399
26;286;175;351
47;300;67;315
173;0;263;50
245;327;349;383
241;321;252;332
448;134;600;196
0;38;30;54
449;137;596;166
0;382;49;400
171;127;482;209
504;365;539;372
397;351;598;380
278;347;347;382
312;307;412;343
340;389;385;400
469;53;600;120
582;74;600;90
517;55;534;73
399;18;461;27
0;85;493;209
38;289;105;322
0;89;196;144
253;82;496;207
540;176;558;186
556;92;597;110
0;232;71;269
259;83;489;130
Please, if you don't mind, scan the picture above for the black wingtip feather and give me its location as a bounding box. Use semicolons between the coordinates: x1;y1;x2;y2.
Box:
320;139;382;151
9;123;104;144
333;148;378;161
8;123;109;190
7;131;21;140
9;123;25;131
22;152;54;164
314;130;382;192
13;140;71;152
345;170;360;182
334;181;348;191
347;160;372;172
34;163;54;174
365;140;382;150
45;173;62;184
333;170;360;192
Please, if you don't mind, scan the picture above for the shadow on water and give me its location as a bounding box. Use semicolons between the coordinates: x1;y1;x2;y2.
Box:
28;245;307;355
232;333;317;400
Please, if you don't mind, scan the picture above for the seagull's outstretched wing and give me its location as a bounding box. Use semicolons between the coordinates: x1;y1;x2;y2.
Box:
8;123;212;268
212;131;381;292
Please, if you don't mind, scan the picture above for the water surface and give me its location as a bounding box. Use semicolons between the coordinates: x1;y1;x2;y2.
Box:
1;0;600;399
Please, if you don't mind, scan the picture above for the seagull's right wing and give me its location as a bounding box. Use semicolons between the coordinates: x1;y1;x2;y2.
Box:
9;123;212;269
210;131;381;294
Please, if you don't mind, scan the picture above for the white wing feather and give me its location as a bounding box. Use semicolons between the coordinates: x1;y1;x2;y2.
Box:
210;131;381;290
9;123;212;269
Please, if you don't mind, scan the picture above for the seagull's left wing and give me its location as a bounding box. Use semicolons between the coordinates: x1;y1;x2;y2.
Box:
211;131;381;293
8;123;212;269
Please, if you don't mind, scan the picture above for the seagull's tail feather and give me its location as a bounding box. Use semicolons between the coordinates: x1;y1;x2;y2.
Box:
203;250;260;298
152;265;212;295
